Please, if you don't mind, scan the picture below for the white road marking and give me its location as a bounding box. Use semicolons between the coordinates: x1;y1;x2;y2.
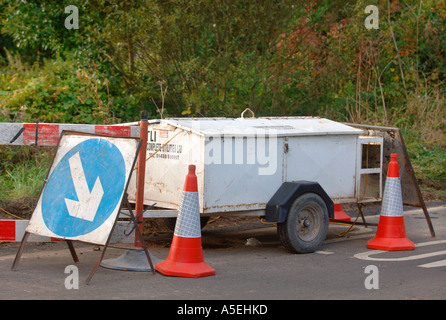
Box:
354;240;446;268
418;259;446;268
315;250;334;255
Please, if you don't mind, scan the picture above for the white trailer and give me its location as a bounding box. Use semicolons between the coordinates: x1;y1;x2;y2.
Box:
128;116;385;253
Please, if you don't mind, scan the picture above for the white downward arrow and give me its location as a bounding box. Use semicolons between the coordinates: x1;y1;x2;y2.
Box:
64;152;104;222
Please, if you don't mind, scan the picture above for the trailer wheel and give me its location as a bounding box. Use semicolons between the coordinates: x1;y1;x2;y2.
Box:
277;193;329;253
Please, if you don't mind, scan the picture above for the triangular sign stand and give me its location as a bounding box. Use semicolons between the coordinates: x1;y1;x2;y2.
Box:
11;112;156;285
347;123;436;237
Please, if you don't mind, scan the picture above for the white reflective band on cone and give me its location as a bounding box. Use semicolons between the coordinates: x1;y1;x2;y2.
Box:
174;191;201;238
380;177;404;217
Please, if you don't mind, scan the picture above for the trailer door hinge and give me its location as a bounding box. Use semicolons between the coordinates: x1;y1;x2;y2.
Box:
284;143;289;154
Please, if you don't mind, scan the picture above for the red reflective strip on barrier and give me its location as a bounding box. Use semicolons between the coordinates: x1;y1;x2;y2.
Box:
95;126;131;137
23;124;60;146
0;220;16;241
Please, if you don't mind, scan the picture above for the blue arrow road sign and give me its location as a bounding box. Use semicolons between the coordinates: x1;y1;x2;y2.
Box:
41;138;126;238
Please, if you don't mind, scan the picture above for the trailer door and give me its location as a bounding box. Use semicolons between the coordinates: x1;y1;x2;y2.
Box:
284;135;358;202
356;136;384;202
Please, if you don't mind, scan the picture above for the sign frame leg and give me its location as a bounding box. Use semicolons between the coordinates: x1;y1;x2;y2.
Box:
85;198;155;285
66;240;79;263
11;231;30;271
11;232;80;271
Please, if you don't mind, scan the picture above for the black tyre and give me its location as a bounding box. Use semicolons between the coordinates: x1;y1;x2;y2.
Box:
277;193;329;253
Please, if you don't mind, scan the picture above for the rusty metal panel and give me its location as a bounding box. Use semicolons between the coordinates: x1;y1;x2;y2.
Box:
25;131;141;245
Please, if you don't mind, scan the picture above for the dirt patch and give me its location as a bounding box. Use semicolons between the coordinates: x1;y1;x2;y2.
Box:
204;216;265;230
141;216;264;234
0;197;36;220
417;178;446;201
140;215;267;249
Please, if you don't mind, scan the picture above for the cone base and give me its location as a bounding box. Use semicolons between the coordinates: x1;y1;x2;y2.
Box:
367;216;415;251
100;250;161;272
331;204;351;222
367;236;415;251
156;260;215;278
155;236;215;278
334;211;351;222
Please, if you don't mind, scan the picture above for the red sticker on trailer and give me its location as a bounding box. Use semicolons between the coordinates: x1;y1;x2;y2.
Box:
160;130;168;138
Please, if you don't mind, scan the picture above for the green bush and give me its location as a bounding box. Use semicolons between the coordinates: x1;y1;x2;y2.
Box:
0;145;52;215
0;0;445;204
0;52;146;124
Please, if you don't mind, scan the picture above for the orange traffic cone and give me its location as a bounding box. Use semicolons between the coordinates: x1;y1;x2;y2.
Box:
333;204;351;222
155;165;215;278
367;153;415;251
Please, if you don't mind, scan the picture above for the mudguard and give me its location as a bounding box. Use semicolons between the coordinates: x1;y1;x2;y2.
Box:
265;181;334;223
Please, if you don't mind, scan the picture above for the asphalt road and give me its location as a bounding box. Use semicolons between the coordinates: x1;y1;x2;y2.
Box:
0;202;445;302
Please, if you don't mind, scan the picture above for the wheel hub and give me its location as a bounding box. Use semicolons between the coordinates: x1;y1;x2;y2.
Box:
295;207;321;242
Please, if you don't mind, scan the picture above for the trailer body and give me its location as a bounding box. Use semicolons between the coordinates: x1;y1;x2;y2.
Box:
127;117;384;217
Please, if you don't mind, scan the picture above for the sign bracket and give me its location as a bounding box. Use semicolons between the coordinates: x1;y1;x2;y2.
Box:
85;194;155;285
